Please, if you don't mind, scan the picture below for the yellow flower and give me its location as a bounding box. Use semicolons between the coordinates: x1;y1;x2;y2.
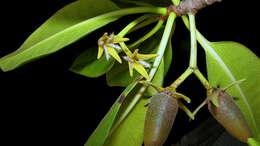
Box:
123;49;158;80
97;32;129;63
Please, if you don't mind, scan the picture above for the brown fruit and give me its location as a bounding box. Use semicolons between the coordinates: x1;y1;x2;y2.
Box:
208;88;252;142
144;91;178;146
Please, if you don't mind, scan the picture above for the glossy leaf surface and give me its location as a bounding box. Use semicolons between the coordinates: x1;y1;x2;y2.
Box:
0;0;119;71
205;41;260;141
70;47;114;78
104;86;148;146
106;61;139;86
85;81;138;146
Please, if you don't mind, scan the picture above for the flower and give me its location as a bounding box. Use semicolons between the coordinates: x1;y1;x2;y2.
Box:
123;49;158;80
97;32;129;63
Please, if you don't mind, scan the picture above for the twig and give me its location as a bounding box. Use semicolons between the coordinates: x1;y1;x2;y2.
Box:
169;0;222;15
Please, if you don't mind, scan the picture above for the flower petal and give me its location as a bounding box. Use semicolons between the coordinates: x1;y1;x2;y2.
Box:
112;37;129;43
104;46;110;60
136;53;158;60
132;49;139;57
119;42;133;56
133;62;150;80
108;44;122;51
106;33;115;43
97;46;104;59
138;60;151;68
107;46;122;63
98;32;109;42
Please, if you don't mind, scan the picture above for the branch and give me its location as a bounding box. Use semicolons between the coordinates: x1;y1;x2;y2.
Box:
170;0;222;15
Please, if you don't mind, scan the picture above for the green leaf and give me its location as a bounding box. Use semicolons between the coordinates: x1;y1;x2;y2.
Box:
86;103;121;146
205;41;260;141
0;0;119;71
85;81;138;146
104;88;148;146
70;47;114;78
106;61;139;86
163;39;173;76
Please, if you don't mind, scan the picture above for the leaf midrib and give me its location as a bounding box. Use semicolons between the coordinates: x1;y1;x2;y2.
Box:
0;7;166;71
0;10;121;62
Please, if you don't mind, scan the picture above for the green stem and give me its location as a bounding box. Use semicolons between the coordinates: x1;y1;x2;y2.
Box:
188;13;197;68
192;100;207;117
129;19;165;48
194;69;211;89
182;15;190;28
179;102;194;120
117;14;154;37
119;42;132;56
139;81;164;92
170;68;210;93
173;92;191;103
117;14;157;56
168;14;199;89
117;14;153;56
149;12;176;79
178;15;212;90
128;16;158;34
110;13;177;133
103;7;167;20
170;68;193;89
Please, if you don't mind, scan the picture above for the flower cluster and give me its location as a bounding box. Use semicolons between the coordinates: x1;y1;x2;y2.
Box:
97;32;129;63
122;49;157;80
97;32;158;80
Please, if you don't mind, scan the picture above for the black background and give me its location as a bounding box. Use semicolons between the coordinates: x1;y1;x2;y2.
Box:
0;0;259;146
